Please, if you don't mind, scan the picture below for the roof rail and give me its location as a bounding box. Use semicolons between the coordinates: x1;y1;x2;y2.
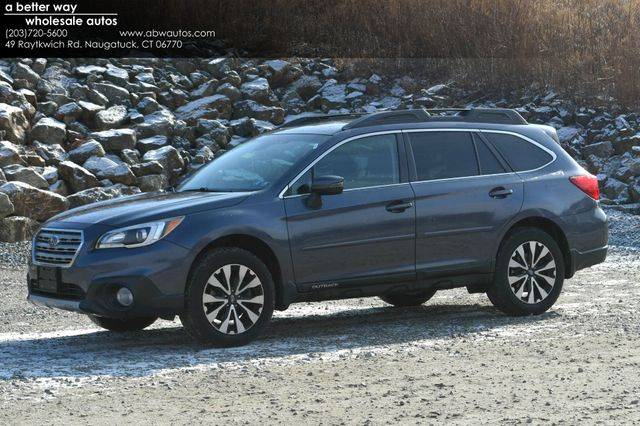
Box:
279;113;364;128
342;109;431;130
426;108;528;125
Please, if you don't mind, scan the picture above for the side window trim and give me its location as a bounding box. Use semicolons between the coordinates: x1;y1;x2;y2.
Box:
279;131;405;199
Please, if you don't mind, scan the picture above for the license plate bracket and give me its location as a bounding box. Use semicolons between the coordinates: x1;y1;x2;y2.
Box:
35;266;59;292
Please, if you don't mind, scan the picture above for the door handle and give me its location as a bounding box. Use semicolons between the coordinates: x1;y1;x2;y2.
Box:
489;187;514;199
386;201;414;213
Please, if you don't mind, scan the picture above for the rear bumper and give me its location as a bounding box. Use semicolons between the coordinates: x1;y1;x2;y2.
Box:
569;245;608;276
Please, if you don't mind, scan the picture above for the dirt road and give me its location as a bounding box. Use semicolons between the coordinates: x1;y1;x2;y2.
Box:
1;209;639;425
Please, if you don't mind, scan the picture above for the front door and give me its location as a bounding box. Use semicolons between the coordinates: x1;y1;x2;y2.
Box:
284;133;416;291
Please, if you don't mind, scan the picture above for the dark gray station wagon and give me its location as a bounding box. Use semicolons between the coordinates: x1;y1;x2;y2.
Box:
28;108;608;346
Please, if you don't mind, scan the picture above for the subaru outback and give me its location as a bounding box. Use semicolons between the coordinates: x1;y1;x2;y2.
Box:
28;108;608;347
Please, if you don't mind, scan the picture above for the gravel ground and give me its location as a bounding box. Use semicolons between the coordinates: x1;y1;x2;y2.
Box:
1;208;639;424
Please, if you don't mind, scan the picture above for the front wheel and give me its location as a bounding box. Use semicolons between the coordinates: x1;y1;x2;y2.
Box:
487;227;565;316
180;248;275;347
89;315;157;332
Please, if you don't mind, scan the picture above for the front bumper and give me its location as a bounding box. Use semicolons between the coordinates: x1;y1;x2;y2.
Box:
28;293;81;312
28;233;193;319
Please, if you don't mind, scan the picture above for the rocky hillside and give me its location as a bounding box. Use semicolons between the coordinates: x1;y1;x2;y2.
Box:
0;57;639;242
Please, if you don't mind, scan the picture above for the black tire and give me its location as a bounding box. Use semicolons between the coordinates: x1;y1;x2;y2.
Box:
89;315;157;332
180;247;275;347
487;227;565;316
379;289;437;307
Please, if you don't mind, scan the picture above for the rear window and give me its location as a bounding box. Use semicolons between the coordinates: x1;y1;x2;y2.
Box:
408;132;478;181
485;133;553;171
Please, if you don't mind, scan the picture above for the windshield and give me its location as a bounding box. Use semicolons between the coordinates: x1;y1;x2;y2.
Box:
178;133;328;192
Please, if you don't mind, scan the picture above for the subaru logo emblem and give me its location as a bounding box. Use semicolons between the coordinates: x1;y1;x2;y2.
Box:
46;235;60;248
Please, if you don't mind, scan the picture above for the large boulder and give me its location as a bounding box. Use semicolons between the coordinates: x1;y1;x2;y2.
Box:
138;174;168;192
92;82;130;105
232;100;285;124
0;141;24;168
136;109;176;138
83;155;119;174
290;75;322;100
0;216;40;242
142;146;184;180
0;192;14;218
57;160;101;192
137;135;169;154
90;128;137;151
0;103;29;144
32;141;67;165
2;165;48;189
0;181;68;221
67;184;139;208
29;117;66;145
582;141;614;159
240;78;271;103
95;105;128;130
175;95;231;122
13;63;40;88
67;140;105;164
97;164;137;186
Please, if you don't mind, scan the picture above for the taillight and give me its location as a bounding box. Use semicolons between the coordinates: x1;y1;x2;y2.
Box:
570;174;600;200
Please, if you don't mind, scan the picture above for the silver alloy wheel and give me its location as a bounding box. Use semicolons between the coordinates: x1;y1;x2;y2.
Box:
202;264;264;334
507;241;557;304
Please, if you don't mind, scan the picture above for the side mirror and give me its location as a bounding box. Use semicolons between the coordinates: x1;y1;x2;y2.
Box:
311;175;344;196
306;175;344;208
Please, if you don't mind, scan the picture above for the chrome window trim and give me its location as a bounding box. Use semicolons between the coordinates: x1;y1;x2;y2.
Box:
278;130;402;199
278;128;558;198
32;228;84;269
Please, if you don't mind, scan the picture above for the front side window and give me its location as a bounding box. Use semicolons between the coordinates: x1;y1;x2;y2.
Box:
289;134;400;195
408;131;478;181
179;133;328;192
485;133;553;172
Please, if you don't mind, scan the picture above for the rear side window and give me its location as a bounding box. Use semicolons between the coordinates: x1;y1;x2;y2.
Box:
475;138;506;175
408;132;478;181
485;133;553;171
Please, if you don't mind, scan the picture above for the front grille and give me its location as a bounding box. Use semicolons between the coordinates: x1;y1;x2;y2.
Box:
33;229;83;267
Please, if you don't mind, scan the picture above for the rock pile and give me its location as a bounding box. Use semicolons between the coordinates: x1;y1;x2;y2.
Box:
0;57;639;241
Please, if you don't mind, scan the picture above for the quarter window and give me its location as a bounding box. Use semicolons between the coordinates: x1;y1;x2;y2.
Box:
289;134;400;194
485;133;553;171
409;132;478;181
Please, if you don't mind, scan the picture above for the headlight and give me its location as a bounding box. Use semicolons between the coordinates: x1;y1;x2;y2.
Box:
95;217;184;249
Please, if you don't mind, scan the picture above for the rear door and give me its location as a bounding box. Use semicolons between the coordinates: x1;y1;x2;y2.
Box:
284;133;416;290
405;130;524;278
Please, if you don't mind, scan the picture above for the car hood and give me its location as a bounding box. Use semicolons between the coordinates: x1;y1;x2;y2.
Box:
48;191;252;227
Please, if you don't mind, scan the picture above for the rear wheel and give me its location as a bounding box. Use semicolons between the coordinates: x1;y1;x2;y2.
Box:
89;315;157;332
487;227;565;316
379;289;437;307
180;248;275;347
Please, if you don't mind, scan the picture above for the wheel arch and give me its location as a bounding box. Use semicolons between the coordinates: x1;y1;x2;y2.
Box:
498;215;573;278
188;234;292;310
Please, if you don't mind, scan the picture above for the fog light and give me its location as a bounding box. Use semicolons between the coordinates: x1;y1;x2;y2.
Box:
116;287;134;307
